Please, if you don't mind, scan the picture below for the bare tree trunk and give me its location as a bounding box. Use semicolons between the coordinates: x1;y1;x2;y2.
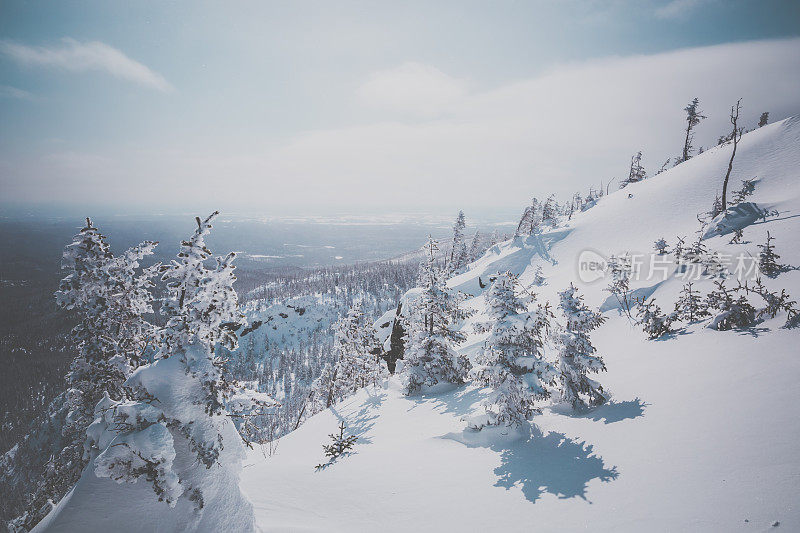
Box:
721;99;742;212
682;123;691;163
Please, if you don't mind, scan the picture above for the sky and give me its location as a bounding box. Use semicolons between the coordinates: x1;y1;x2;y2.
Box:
1;0;799;214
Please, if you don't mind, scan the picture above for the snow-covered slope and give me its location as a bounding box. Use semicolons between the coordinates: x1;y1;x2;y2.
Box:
35;118;800;532
243;117;800;531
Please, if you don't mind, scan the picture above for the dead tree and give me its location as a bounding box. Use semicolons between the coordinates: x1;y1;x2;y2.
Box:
721;99;742;212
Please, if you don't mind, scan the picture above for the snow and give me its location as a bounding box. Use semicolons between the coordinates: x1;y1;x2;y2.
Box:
240;117;800;531
34;117;800;531
242;318;799;531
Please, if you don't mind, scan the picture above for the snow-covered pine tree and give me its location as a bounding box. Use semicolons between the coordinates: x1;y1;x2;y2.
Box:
448;211;468;273
673;282;710;323
556;283;609;409
331;302;388;398
619;151;646;189
705;280;757;331
515;197;542;236
11;219;159;533
758;231;784;278
758;111;769;127
468;271;556;428
679;97;706;163
541;194;560;227
84;212;254;528
401;237;471;395
467;229;482;263
636;298;674;339
653;238;669;255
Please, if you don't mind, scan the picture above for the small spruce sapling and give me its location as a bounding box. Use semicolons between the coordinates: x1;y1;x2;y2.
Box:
757;231;785;278
705;280;757;331
636;298;674;339
315;421;357;469
673;282;710;323
653;238;669;255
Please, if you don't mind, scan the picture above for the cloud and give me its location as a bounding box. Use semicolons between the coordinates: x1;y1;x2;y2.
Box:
356;62;468;116
0;85;35;100
0;38;173;92
4;38;800;210
655;0;707;19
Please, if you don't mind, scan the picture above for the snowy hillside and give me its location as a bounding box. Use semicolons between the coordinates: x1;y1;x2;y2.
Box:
32;117;800;532
240;117;800;531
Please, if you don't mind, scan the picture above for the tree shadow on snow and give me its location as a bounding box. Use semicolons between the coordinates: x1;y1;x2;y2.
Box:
443;426;618;504
573;398;648;424
329;388;386;446
407;386;485;418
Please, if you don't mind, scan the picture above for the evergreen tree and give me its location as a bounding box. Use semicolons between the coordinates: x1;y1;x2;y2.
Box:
758;231;783;278
13;219;158;532
467;229;482;263
515;197;542;236
636;298;673;339
758;111;769;127
705;280;757;331
653;238;669;255
556;284;609;409
468;272;556;428
680;98;706;163
331;302;387;398
449;211;468;273
541;194;560;227
619;151;646;188
401;237;471;395
673;282;710;323
84;212;254;527
731;178;756;204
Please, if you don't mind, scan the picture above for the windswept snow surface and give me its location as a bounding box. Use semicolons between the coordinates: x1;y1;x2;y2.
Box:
244;118;800;532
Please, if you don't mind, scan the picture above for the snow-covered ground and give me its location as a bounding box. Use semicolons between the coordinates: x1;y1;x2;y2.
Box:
35;117;800;532
242;117;800;532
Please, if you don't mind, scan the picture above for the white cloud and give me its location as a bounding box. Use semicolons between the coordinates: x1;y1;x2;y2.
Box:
356;62;468;117
5;38;800;210
655;0;707;19
0;38;173;92
0;85;35;100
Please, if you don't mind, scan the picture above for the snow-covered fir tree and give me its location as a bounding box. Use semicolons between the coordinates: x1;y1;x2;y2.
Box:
758;111;769;127
515;197;542;236
636;298;674;339
758;231;784;278
679;97;706;163
448;210;468;273
468;271;556;428
11;219;158;532
83;212;255;529
401;237;471;395
619;151;646;189
467;229;482;263
555;284;609;409
331;302;388;397
673;282;710;323
541;194;560;227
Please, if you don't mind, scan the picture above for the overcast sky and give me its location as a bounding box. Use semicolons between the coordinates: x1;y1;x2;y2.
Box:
1;0;799;213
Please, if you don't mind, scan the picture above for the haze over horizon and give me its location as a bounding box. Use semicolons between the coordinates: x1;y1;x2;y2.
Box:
2;0;800;212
